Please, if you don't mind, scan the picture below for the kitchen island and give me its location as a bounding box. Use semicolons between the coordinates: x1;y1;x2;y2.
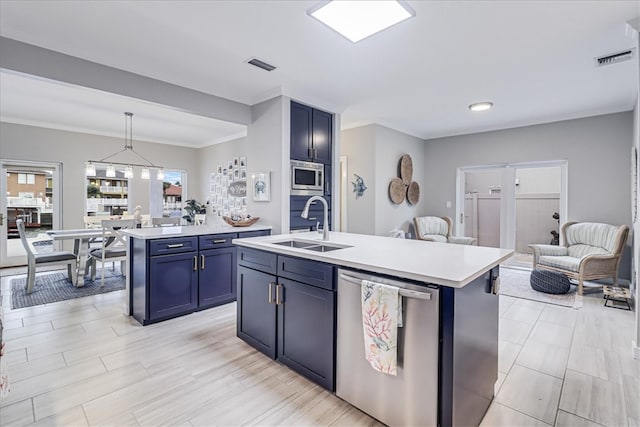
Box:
124;223;271;325
233;231;513;427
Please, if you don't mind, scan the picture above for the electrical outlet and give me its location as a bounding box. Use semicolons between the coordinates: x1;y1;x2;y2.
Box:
446;201;452;208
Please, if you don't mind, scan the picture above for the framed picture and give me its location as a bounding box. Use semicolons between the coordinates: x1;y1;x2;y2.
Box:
240;156;247;167
252;172;270;202
217;165;222;174
234;168;240;180
227;160;233;169
233;157;239;167
240;167;247;180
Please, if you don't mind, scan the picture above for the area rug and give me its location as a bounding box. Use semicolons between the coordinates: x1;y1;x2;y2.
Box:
499;267;583;309
10;269;125;309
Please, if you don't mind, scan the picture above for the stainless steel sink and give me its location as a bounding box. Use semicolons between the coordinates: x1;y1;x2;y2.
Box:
271;239;352;252
272;240;318;249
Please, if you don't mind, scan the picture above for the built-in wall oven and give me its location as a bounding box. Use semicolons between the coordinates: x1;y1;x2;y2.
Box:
290;160;324;196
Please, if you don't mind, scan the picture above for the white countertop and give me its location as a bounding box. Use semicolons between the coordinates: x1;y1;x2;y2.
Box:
122;223;272;240
232;231;514;288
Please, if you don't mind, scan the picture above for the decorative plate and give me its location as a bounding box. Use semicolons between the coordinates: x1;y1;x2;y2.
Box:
389;178;406;204
222;216;260;227
407;181;420;205
399;154;413;185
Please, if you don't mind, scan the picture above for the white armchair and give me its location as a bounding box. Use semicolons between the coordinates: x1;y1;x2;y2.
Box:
530;221;629;295
413;216;476;245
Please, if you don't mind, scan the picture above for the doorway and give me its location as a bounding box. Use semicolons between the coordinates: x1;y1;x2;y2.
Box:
456;161;568;268
1;160;62;267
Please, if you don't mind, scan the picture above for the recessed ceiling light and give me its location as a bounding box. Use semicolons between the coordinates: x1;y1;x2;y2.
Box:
308;1;415;43
469;102;494;112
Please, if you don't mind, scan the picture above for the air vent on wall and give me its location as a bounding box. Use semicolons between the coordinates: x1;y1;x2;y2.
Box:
247;57;276;72
595;49;634;67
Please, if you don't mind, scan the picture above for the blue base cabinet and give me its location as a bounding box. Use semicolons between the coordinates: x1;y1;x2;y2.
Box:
149;252;198;320
237;247;336;391
130;229;270;325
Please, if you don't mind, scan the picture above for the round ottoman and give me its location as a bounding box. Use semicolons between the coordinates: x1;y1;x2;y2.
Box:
530;269;571;294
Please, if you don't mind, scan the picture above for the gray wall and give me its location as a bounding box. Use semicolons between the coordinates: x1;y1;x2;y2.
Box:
341;125;376;235
374;125;427;237
0;121;199;230
341;124;426;237
245;96;289;234
424;111;633;279
197;136;247;204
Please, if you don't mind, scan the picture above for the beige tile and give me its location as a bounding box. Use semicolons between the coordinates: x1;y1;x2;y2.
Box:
32;362;150;421
9;353;67;383
516;339;570;378
528;321;574;348
500;319;534;345
2;321;53;341
495;371;507;395
502;304;543;325
480;401;551;427
555;410;603;427
495;365;562;424
499;340;522;374
566;344;622;384
82;367;194;425
0;399;35;425
622;374;639;427
559;369;627;427
5;347;27;366
27;405;89;427
0;357;106;407
539;304;578;327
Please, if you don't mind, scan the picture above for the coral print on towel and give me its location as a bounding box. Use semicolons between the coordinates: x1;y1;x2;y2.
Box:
362;280;401;376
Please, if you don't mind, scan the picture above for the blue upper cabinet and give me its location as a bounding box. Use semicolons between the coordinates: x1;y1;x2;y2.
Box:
291;101;332;164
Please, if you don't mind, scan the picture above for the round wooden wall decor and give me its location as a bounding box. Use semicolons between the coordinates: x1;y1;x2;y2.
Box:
407;181;420;205
389;177;406;204
399;154;413;185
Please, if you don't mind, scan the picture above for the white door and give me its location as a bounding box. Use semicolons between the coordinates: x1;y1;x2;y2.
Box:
456;161;567;251
0;160;62;267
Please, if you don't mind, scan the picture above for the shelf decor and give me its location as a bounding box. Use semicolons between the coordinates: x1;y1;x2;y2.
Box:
388;154;420;205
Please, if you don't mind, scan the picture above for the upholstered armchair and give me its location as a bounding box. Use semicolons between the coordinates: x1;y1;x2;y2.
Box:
413;216;477;245
529;221;629;295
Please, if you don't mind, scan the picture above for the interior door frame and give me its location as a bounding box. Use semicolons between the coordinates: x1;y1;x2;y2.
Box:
455;160;568;249
0;159;63;267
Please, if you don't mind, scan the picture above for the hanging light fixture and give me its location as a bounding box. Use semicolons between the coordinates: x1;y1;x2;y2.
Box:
86;112;164;180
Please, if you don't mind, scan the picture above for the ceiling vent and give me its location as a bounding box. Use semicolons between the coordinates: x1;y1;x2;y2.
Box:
595;49;634;67
247;58;276;72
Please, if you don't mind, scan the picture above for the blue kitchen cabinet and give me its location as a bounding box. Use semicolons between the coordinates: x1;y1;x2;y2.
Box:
237;264;277;358
290;101;332;163
236;247;336;391
149;251;198;321
130;229;271;325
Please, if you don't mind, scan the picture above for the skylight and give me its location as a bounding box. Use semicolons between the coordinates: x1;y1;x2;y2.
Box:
309;1;415;43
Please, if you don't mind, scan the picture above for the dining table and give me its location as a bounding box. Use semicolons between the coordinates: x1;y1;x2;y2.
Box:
46;228;114;287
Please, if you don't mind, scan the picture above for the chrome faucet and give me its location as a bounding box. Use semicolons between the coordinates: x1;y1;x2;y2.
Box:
301;196;329;241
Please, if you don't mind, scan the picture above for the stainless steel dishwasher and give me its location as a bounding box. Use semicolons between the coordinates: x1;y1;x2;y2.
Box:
336;269;440;427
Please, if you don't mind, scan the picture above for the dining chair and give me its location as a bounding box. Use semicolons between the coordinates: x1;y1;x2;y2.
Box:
87;219;136;286
152;217;181;227
16;219;78;294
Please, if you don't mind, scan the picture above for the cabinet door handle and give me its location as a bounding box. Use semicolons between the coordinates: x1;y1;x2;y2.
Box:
313;148;318;159
167;243;184;248
193;256;198;271
212;239;227;244
308;217;317;221
200;254;205;270
275;284;281;305
268;282;274;304
307;147;311;158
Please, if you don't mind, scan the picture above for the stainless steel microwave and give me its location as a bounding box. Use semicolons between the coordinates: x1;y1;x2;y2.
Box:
291;160;324;196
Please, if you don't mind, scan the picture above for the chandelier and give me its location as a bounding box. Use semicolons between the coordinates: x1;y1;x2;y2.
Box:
85;112;164;180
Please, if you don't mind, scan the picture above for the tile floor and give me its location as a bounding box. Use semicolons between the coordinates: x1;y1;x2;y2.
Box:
0;267;638;426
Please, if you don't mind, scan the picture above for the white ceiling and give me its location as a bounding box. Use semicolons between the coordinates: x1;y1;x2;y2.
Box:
0;0;638;145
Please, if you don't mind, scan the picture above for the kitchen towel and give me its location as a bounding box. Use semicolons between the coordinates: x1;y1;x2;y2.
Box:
361;280;402;375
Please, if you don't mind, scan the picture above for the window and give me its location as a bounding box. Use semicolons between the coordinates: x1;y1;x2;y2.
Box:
17;173;35;184
162;170;185;217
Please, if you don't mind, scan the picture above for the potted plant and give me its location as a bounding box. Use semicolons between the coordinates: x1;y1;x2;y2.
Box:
182;199;207;224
